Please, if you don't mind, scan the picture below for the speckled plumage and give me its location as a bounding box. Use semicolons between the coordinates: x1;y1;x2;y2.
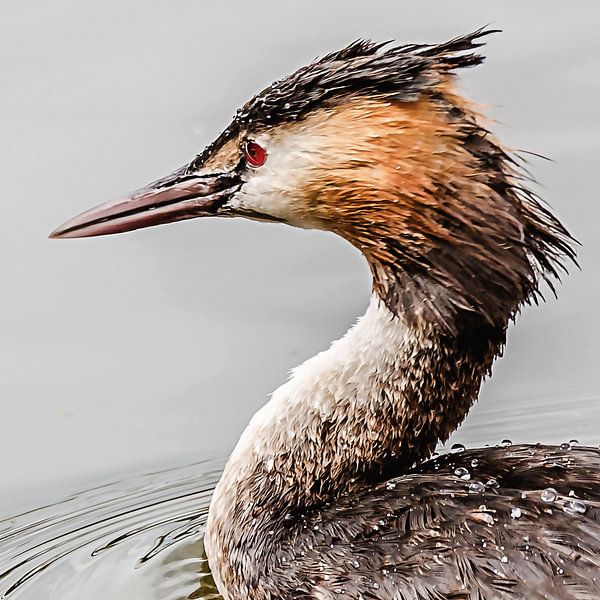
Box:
274;445;600;600
205;301;600;600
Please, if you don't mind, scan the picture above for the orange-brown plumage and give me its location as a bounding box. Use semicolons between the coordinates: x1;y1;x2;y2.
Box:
251;88;572;335
186;46;574;335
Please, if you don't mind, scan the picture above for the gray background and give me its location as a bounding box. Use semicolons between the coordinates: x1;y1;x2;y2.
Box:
1;1;599;516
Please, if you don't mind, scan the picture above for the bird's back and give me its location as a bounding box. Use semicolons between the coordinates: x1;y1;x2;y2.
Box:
271;445;600;599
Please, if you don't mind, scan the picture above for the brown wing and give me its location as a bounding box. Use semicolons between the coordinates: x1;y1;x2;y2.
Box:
272;445;600;599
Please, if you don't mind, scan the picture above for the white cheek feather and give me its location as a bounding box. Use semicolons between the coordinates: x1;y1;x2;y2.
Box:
227;129;324;228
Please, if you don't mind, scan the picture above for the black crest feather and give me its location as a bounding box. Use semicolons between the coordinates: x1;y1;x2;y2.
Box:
189;27;498;170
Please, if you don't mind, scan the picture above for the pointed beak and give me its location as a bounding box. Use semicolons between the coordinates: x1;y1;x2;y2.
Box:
49;167;242;239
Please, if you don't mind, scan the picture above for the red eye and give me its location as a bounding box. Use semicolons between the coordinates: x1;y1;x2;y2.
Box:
244;140;267;167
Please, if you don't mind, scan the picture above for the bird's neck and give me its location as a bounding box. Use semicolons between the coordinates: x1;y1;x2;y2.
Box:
205;294;503;596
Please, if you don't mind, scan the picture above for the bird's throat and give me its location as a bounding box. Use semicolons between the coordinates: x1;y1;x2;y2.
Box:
205;293;503;598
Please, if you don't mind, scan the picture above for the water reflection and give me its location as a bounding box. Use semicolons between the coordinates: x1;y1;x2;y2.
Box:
0;461;224;600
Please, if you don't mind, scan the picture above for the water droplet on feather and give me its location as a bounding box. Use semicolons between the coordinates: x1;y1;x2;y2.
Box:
454;467;470;480
541;488;557;503
563;499;587;516
468;481;485;493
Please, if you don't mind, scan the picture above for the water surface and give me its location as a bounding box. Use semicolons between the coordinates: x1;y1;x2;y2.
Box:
0;461;222;599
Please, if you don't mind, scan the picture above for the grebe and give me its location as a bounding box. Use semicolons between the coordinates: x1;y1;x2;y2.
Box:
51;29;600;599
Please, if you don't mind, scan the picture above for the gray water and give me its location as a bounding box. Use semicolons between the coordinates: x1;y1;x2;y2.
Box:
0;460;223;599
1;1;599;597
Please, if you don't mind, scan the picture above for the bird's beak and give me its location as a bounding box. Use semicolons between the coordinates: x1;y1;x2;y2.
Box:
49;167;242;239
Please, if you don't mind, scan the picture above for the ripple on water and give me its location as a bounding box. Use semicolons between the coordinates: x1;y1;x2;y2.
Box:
0;461;224;600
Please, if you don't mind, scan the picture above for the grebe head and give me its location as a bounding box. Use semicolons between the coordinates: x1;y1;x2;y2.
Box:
50;28;575;333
